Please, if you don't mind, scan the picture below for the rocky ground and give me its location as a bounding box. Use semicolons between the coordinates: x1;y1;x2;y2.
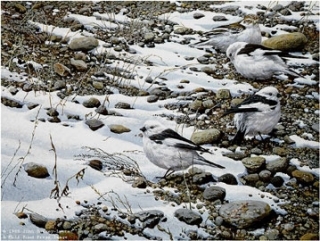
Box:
1;1;319;240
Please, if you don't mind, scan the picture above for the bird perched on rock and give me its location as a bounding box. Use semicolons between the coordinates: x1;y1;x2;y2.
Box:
222;86;281;145
191;14;261;52
226;41;304;80
140;120;225;177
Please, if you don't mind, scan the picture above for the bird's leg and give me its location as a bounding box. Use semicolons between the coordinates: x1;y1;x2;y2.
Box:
157;168;175;179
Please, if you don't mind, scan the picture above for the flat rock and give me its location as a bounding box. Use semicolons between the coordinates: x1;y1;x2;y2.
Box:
24;162;50;178
70;58;87;71
292;170;314;184
29;213;48;228
174;208;203;226
85;119;104;131
1;96;23;108
219;200;271;228
109;124;131;134
190;128;221;144
241;156;266;173
69;37;99;51
262;32;307;51
266;157;288;173
133;210;164;228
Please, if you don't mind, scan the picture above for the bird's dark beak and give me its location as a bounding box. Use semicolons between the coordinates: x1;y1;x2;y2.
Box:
140;127;146;132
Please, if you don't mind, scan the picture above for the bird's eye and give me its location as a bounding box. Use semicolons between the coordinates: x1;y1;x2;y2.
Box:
150;125;155;129
268;93;272;96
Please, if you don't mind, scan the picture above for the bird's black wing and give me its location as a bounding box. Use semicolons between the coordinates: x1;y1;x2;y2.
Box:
238;43;307;59
222;94;278;117
240;94;278;106
149;128;207;152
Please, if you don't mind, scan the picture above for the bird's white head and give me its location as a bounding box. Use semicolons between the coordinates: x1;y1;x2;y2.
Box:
140;120;166;137
256;86;281;100
226;41;247;61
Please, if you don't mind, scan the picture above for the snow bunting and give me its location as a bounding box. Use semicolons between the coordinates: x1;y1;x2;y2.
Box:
226;41;303;80
140;120;225;177
222;86;281;145
191;14;261;52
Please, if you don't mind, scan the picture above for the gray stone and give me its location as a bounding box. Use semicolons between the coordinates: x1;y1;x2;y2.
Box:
92;81;104;90
203;186;226;201
193;12;205;19
190;128;221;145
259;170;272;182
174;209;203;226
213;15;228;21
265;229;280;240
218;173;238;185
95;106;108;115
29;213;48;228
241;156;266;173
262;32;307;51
242;173;259;183
173;26;191;35
109;124;131;134
147;95;159;103
69;37;99;51
219;200;271;228
144;32;155;42
201;66;216;75
115;102;131;109
133;210;164;228
85;119;104;131
266;158;288;173
1;97;23;108
94;223;108;232
216;89;231;99
189;100;204;111
70;58;87;71
83;97;101;108
272;147;288;156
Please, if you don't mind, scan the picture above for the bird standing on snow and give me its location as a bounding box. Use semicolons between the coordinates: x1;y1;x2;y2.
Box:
222;86;281;145
226;41;304;80
140;120;225;177
191;14;261;52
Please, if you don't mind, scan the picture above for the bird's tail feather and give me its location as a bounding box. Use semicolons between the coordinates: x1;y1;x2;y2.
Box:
197;157;225;169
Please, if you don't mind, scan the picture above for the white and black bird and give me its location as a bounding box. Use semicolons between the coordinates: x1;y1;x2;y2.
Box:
226;41;304;80
191;14;261;52
140;120;225;177
222;86;281;145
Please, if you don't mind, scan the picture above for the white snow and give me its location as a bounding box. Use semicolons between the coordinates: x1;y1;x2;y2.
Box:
1;1;319;240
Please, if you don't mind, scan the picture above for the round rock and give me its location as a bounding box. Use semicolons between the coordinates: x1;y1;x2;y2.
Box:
24;162;49;178
190;128;221;145
203;186;226;201
69;37;99;51
262;32;307;51
219;200;271;228
174;208;203;226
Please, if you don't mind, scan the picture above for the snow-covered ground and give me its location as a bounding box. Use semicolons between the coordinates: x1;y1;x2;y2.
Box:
1;1;319;240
